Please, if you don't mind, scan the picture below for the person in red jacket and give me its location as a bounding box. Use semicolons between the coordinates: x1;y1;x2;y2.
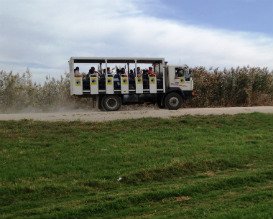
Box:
148;67;155;77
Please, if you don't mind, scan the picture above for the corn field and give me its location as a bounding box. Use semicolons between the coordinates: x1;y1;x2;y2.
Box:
0;67;272;113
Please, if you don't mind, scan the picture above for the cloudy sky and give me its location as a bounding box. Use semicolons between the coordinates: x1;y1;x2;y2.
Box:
1;0;273;83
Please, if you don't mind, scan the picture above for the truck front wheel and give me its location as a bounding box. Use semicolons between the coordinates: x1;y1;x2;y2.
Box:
165;92;183;110
102;95;121;111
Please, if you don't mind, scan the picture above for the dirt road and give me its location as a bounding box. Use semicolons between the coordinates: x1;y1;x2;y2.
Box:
0;106;272;122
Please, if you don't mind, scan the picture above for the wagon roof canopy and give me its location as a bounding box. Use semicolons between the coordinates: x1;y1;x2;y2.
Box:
70;57;165;64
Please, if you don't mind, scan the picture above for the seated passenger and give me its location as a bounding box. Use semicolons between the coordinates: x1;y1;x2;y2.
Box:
107;67;112;76
148;67;155;77
142;69;149;79
87;67;98;78
114;68;121;79
129;69;135;79
74;67;89;89
74;67;81;77
121;68;127;76
82;67;97;89
136;67;142;77
128;70;135;87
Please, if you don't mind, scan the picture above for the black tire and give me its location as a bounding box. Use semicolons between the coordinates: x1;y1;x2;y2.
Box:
102;95;122;111
164;92;183;110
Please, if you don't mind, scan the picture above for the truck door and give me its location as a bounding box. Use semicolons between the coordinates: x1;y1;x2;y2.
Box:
174;68;186;86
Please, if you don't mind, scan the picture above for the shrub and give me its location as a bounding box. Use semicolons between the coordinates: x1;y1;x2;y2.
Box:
189;66;273;107
0;66;272;112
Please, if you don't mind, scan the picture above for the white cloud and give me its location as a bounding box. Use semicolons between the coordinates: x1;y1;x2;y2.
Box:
0;0;272;83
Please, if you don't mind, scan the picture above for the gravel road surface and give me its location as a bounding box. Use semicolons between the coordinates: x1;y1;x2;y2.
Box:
0;106;272;122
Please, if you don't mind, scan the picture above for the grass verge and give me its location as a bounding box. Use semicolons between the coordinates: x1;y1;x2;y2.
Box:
0;113;272;218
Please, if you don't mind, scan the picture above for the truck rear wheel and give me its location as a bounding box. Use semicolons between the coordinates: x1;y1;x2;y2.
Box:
165;92;183;110
102;95;121;111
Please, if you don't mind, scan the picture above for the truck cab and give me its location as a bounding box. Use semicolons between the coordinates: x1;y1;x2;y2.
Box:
166;65;194;98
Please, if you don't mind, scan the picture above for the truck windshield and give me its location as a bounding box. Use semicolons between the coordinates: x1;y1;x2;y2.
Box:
185;69;190;80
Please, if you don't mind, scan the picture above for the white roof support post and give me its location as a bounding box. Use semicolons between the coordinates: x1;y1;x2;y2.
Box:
69;59;74;95
135;60;137;75
105;59;114;94
70;58;83;95
135;59;143;94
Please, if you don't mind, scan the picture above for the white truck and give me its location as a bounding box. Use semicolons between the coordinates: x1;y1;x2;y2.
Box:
69;57;194;111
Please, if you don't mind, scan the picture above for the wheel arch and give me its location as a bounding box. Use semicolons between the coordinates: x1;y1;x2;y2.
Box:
163;87;185;99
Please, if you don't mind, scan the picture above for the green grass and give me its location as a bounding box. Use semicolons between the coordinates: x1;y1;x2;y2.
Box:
0;113;272;219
